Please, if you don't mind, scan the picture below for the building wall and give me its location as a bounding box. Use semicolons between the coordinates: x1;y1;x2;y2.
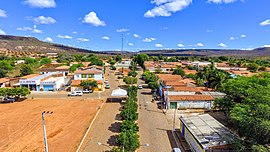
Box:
169;100;213;109
180;120;205;152
74;73;103;81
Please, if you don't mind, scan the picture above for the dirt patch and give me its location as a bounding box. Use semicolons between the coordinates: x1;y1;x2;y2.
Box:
48;128;63;139
0;98;103;152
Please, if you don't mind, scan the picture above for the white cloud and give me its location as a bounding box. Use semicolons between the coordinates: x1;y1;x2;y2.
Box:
206;30;213;33
77;38;89;42
260;19;270;26
128;43;134;46
24;0;56;8
207;0;242;4
144;0;192;18
44;37;53;42
143;37;156;42
72;31;78;34
32;29;43;34
82;12;106;27
219;43;227;47
230;37;235;40
102;36;110;40
155;43;163;47
241;34;246;38
263;45;270;48
0;9;7;18
57;34;72;39
33;16;56;24
196;43;204;47
133;34;140;38
17;27;33;31
116;28;129;32
161;27;168;30
0;29;6;35
177;43;185;47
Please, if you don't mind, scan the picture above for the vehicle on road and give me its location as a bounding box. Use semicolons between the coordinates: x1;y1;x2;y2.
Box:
104;79;109;83
1;97;16;103
68;91;83;96
138;84;143;89
172;148;181;152
105;84;110;89
83;89;93;94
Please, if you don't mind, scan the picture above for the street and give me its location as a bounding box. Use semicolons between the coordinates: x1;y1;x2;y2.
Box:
137;75;177;152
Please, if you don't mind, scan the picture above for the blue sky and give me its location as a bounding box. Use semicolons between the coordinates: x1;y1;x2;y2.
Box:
0;0;270;51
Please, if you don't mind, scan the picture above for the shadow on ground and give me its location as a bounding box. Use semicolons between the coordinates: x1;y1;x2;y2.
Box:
108;122;121;133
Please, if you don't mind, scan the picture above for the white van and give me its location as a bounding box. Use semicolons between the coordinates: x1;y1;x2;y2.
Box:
74;91;83;96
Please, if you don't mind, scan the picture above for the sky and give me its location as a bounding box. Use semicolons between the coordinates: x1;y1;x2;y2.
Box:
0;0;270;52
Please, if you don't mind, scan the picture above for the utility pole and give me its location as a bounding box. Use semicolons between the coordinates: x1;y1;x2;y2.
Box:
121;33;124;55
42;111;53;152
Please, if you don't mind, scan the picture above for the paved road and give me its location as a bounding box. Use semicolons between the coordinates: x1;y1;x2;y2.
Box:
137;75;177;152
80;68;122;152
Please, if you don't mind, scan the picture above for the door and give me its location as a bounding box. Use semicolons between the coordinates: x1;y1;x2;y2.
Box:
170;102;177;109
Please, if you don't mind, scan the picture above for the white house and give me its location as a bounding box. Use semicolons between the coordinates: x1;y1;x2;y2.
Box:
19;73;65;91
74;69;103;80
115;59;131;69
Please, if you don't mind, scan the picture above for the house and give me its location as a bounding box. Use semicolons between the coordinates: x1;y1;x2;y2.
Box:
229;70;255;77
72;68;104;91
180;114;237;152
15;60;25;65
46;52;58;59
0;78;10;88
19;73;65;91
41;65;70;76
115;59;132;69
70;79;103;92
166;94;214;109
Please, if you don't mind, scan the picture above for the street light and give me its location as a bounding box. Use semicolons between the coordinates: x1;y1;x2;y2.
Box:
141;143;150;147
42;111;53;152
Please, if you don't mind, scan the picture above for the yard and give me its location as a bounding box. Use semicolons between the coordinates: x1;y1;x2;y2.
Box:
0;98;102;152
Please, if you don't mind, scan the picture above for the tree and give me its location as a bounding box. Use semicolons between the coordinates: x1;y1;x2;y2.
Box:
25;58;37;64
124;77;138;85
115;55;122;62
120;120;139;132
80;80;98;90
128;71;138;77
111;65;116;70
148;82;159;90
89;58;103;66
247;63;259;73
40;57;52;65
70;63;83;73
20;65;33;76
172;68;185;76
116;130;140;152
133;54;149;69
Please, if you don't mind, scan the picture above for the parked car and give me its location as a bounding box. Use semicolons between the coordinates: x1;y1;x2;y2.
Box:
2;97;16;103
172;148;181;152
104;79;109;83
105;84;110;89
68;91;83;96
138;85;143;89
83;89;93;94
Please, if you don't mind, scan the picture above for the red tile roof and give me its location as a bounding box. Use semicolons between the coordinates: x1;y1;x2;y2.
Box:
171;86;201;92
20;74;40;79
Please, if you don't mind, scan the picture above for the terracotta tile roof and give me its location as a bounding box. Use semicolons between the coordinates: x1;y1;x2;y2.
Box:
74;69;102;75
96;80;103;84
165;81;187;86
180;78;196;84
20;74;40;79
55;66;70;70
160;62;180;68
229;70;255;77
169;95;214;101
71;80;82;86
0;78;10;84
183;69;197;75
158;74;182;82
171;86;201;92
217;62;230;67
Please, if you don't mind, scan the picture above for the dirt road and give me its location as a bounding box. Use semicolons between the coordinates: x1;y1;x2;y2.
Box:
0;98;102;152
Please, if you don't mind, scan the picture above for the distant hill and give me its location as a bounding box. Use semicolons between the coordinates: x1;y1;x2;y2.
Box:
140;48;270;57
0;35;98;55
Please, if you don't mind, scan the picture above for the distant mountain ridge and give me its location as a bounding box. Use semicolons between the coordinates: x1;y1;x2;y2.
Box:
0;35;97;54
140;47;270;57
0;35;270;57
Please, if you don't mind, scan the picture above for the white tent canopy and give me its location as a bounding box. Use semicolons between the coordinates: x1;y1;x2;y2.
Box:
111;88;127;97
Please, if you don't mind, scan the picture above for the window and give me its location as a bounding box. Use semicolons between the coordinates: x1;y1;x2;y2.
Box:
82;74;87;78
88;74;94;78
